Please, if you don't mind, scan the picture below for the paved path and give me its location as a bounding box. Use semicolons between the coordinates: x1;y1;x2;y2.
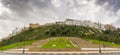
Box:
1;52;120;55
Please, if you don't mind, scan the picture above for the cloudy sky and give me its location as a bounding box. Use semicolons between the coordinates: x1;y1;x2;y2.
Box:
0;0;120;39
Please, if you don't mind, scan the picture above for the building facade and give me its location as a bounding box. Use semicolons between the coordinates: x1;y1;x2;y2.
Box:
65;19;111;30
29;23;40;28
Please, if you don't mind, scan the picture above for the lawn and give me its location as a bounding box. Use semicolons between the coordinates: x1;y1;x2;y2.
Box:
41;37;75;48
0;40;36;50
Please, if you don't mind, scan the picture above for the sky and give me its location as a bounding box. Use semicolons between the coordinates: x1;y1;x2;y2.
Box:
0;0;120;39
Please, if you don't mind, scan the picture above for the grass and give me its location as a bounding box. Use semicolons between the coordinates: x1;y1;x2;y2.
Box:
0;40;36;50
41;37;75;48
90;39;120;48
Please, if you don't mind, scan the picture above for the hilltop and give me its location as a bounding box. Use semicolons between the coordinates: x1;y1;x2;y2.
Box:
0;24;120;47
0;19;120;51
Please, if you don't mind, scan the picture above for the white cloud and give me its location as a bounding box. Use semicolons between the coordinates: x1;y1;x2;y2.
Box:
0;1;11;15
117;9;120;16
0;0;120;39
51;0;62;8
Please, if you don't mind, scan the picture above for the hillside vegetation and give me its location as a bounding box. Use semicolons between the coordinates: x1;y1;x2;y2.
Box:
1;24;120;47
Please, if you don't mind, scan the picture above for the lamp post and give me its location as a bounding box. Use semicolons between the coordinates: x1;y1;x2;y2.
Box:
22;26;25;54
98;21;101;53
23;41;25;54
99;39;101;53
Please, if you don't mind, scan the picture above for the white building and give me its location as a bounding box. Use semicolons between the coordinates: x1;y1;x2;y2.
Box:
65;19;106;30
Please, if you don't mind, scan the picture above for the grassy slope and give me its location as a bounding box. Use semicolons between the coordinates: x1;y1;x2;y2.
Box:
0;40;36;50
41;37;75;48
1;37;120;51
90;39;120;48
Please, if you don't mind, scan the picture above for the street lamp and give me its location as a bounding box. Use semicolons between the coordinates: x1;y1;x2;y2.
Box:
22;26;25;54
23;41;25;54
99;39;101;53
98;21;101;53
